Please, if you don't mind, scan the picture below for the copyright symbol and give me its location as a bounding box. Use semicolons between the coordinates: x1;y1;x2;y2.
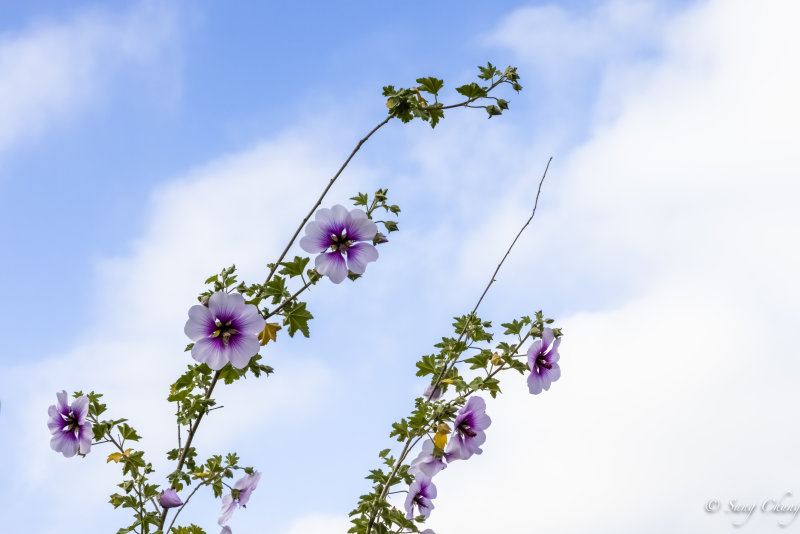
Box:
705;499;720;513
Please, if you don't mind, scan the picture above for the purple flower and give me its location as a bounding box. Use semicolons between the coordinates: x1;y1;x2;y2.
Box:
404;475;437;520
299;204;379;284
220;527;232;534
423;383;442;401
47;391;92;458
158;488;183;509
185;292;266;370
527;327;561;395
218;471;261;525
409;439;447;479
445;396;491;461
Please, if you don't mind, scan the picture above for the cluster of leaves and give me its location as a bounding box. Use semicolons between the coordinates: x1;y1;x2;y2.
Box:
350;187;401;237
62;63;526;534
349;448;416;534
382;62;522;127
349;311;560;534
167;357;272;483
81;392;159;534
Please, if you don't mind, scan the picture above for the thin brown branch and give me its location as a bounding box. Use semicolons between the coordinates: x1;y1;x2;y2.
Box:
365;156;553;534
263;116;393;287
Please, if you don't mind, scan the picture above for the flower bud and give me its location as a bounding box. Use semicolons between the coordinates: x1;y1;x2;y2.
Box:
158;488;183;509
424;384;442;401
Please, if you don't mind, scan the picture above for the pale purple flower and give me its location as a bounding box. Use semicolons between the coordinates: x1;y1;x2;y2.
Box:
409;439;447;478
445;396;491;461
158;488;183;509
218;471;261;525
299;204;378;283
404;475;437;520
185;292;266;370
220;527;232;534
423;384;442;401
527;327;561;395
47;391;92;458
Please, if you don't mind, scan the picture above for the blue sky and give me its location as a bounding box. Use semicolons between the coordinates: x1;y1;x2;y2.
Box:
2;1;800;533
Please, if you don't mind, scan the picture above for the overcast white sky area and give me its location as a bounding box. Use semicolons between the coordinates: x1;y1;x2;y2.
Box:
1;1;799;533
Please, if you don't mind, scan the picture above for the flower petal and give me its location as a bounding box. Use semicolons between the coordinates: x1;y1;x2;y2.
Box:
315;252;348;283
209;291;247;321
236;306;266;336
185;305;214;341
78;422;93;454
47;405;63;433
56;390;69;412
542;327;555;351
316;204;348;227
218;495;236;525
527;340;543;369
71;396;90;421
299;220;332;253
227;334;260;369
51;431;79;458
346;242;378;275
528;370;550;394
548;363;562;382
192;338;228;370
345;209;378;241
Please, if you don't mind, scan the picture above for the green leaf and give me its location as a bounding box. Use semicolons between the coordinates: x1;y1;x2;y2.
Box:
118;423;141;442
389;419;409;441
477;62;498;80
350;192;369;207
501;320;523;335
415;76;444;96
415;355;437;377
218;364;243;385
455;82;488;99
283;301;313;338
92;422;108;441
279;256;310;278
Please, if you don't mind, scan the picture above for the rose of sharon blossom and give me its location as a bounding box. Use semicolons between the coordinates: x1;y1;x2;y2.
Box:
446;396;491;461
423;383;442;401
158;488;183;509
185;292;266;370
47;391;92;458
527;327;561;395
404;475;437;520
218;471;261;525
299;204;378;283
409;439;447;479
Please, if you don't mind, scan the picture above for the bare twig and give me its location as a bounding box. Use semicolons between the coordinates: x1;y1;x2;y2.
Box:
365;157;553;534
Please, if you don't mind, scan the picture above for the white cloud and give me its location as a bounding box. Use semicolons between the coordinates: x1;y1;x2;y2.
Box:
420;0;800;532
0;1;178;156
0;125;372;532
6;0;800;532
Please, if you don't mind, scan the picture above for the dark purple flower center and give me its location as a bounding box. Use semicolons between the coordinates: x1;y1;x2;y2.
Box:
329;230;354;253
535;351;553;371
457;421;478;439
213;317;239;346
413;494;429;510
61;411;80;435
